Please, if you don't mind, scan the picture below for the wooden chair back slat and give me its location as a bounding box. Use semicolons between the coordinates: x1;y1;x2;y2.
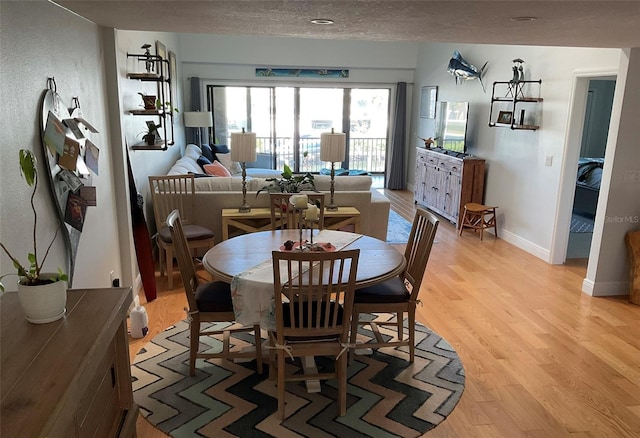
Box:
149;175;196;227
272;249;359;339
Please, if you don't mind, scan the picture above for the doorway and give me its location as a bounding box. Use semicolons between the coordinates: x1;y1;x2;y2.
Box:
566;79;616;259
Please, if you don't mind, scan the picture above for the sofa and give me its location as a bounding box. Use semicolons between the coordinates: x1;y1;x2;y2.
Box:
161;144;390;243
168;143;282;179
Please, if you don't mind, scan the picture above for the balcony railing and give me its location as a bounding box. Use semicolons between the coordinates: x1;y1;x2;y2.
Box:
242;136;387;173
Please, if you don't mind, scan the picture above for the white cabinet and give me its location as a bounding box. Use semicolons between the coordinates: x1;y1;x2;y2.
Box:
414;148;485;225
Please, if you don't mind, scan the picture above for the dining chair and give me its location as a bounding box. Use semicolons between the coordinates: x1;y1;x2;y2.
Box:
269;193;325;231
167;209;263;376
350;208;438;363
149;175;215;289
269;248;360;421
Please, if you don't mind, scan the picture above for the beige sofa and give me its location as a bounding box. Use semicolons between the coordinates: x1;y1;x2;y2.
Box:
189;175;390;243
159;144;390;242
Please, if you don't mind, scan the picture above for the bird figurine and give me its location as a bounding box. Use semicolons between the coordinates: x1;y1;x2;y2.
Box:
141;43;154;73
419;136;436;148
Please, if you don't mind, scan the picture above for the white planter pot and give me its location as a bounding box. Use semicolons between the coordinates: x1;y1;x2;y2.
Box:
17;274;67;324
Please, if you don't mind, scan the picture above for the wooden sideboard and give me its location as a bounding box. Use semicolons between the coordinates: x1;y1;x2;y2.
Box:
1;287;138;437
414;148;485;225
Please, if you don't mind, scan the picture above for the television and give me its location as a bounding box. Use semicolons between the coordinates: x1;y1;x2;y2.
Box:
435;101;469;154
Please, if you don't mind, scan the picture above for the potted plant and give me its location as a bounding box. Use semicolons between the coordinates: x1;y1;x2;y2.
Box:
139;121;161;145
257;164;318;195
138;92;157;110
0;149;68;323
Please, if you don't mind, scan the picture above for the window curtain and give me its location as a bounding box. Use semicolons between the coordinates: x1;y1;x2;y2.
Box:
187;76;201;145
386;82;406;189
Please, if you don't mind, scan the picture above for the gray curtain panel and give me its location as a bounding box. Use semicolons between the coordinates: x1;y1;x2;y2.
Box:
187;76;201;145
386;82;406;189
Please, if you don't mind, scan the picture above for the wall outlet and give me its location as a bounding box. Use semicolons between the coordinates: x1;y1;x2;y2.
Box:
109;270;119;287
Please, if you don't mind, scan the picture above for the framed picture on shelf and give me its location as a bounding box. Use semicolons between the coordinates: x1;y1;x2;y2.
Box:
498;111;513;124
168;51;177;107
420;86;438;119
155;40;169;105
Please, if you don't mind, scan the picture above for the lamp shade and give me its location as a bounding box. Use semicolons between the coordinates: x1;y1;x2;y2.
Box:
230;131;257;162
320;131;346;162
183;111;213;128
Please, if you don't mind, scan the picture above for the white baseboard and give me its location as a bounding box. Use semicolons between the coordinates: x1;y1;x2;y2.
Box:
499;228;551;262
133;273;143;296
582;278;629;297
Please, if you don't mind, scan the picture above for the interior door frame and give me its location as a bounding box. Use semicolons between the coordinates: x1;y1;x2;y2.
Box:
550;70;617;266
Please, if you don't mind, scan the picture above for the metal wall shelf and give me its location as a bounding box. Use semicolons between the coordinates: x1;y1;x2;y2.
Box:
126;51;174;150
489;79;542;131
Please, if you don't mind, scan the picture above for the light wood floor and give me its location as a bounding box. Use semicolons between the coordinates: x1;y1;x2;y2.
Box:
129;189;640;437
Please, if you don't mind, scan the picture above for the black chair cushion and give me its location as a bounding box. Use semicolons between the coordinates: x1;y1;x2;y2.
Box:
158;224;214;243
354;276;410;304
195;281;234;312
280;301;344;341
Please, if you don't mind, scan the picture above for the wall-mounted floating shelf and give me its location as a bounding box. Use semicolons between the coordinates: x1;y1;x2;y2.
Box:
126;51;174;150
488;79;542;131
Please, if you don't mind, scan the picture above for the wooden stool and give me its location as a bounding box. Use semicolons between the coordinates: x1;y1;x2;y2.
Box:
459;203;498;241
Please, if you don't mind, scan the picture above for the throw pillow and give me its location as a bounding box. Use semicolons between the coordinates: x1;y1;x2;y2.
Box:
204;160;232;177
184;144;202;161
211;144;230;155
197;155;212;172
200;144;215;162
231;160;242;174
215;152;235;174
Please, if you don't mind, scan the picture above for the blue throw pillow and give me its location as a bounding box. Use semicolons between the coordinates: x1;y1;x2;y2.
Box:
211;144;230;154
196;155;212;172
200;144;215;162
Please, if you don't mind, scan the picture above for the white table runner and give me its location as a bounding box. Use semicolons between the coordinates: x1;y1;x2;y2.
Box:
230;230;362;331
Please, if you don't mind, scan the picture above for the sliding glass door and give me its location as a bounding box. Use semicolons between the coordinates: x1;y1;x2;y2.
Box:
207;85;389;174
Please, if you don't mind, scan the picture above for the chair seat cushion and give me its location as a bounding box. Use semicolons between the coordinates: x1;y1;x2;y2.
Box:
195;281;234;312
354;276;410;304
280;302;344;340
158;224;214;243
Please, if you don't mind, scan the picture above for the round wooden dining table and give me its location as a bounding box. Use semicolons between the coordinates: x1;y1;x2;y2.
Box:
202;229;406;288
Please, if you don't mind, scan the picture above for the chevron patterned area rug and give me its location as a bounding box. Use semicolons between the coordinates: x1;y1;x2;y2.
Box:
131;313;465;437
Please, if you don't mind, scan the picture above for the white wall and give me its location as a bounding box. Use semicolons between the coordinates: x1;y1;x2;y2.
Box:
586;48;640;296
0;1;121;290
177;33;419;110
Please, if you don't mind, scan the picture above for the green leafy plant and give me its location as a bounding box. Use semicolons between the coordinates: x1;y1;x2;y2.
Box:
0;149;67;293
256;164;318;195
139;122;161;145
155;99;179;113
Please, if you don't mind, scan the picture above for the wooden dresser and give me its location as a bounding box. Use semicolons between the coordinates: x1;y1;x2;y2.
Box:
1;287;138;437
414;148;485;225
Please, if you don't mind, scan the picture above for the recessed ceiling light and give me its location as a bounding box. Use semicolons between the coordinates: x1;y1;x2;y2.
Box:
311;18;334;25
510;16;537;22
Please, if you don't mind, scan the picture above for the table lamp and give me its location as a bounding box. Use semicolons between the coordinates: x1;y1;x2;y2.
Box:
231;128;257;212
184;111;213;147
320;128;346;211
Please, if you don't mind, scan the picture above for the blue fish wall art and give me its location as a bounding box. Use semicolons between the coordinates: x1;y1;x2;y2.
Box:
447;50;488;92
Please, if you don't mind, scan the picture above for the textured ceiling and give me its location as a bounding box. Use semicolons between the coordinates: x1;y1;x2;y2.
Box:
54;1;640;48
